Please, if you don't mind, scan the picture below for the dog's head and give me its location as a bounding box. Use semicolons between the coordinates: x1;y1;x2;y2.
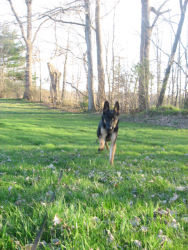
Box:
102;101;119;133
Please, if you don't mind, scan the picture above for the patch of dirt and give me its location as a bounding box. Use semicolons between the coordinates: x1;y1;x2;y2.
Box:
121;114;188;129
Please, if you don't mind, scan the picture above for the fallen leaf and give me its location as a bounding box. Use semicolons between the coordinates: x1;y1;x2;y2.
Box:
117;171;121;177
134;240;142;248
168;219;179;229
129;200;133;206
130;217;140;227
154;208;171;218
92;216;100;223
24;244;34;250
52;238;60;245
140;226;148;233
15;199;26;206
169;194;179;203
92;193;99;199
8;186;12;193
47;164;56;170
106;229;114;242
53;214;61;226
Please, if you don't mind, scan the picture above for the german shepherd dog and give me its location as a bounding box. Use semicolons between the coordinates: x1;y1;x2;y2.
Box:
97;101;120;165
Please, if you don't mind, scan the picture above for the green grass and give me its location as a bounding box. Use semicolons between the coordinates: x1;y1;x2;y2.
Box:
148;106;188;116
0;99;187;249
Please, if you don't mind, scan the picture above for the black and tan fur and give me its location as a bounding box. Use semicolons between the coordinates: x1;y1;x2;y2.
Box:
97;101;120;165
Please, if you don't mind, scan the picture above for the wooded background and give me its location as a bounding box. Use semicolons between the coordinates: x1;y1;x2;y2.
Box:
0;0;188;112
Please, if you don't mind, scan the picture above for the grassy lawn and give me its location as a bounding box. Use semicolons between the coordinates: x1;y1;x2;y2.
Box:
0;99;187;249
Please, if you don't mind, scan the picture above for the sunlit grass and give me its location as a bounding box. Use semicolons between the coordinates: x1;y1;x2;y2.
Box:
0;99;187;249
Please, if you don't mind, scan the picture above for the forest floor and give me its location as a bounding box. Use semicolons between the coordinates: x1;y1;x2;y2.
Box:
43;101;188;129
122;111;188;129
0;99;187;249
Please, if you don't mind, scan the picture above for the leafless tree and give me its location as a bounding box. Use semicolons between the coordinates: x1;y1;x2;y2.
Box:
42;0;95;111
61;36;69;103
7;0;47;100
157;0;188;107
184;22;188;107
139;0;169;111
95;0;106;109
84;0;95;111
47;62;61;107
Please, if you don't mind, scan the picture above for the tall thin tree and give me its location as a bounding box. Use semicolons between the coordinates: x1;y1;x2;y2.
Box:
139;0;169;111
95;0;106;109
157;0;188;107
62;36;69;103
7;0;47;100
84;0;95;111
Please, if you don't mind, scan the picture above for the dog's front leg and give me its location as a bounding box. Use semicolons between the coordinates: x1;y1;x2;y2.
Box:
98;127;107;151
110;143;116;164
98;137;105;151
109;133;117;165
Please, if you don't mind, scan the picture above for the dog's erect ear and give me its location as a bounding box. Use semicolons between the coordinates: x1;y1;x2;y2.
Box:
114;101;120;115
103;101;110;112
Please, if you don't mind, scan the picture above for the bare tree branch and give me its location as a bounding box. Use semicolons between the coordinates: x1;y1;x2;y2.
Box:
101;0;121;19
66;82;88;97
157;0;188;107
179;0;183;10
32;18;49;44
44;14;85;27
40;5;83;20
150;37;188;77
150;0;170;30
7;0;27;44
65;0;82;6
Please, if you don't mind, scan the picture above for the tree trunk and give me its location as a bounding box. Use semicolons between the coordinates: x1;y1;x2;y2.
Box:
23;0;32;100
157;0;188;107
24;43;32;99
104;40;111;102
47;63;61;107
139;0;151;111
111;7;116;104
95;0;106;109
155;27;162;98
184;20;188;107
39;51;42;102
0;60;5;97
8;0;47;101
61;37;69;103
170;66;175;105
84;0;95;111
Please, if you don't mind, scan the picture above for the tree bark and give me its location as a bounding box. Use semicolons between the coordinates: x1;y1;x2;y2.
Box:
23;0;32;100
8;0;33;100
61;38;69;103
7;0;47;101
139;0;169;111
155;27;162;98
139;0;150;111
47;63;61;107
157;0;188;107
95;0;106;109
184;20;188;107
84;0;95;111
111;7;116;104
